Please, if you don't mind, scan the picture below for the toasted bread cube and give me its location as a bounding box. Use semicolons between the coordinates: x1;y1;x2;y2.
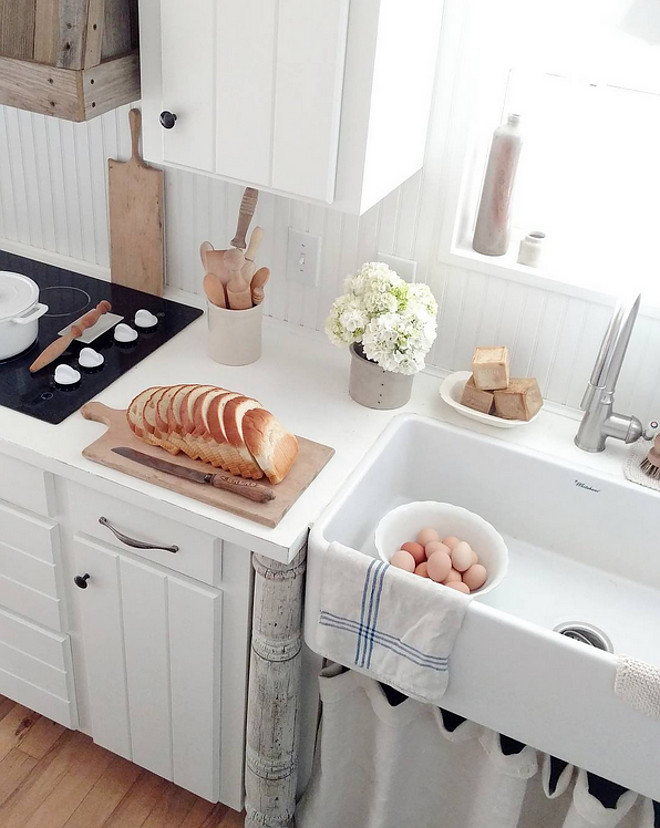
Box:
493;377;543;420
460;375;495;414
471;346;510;390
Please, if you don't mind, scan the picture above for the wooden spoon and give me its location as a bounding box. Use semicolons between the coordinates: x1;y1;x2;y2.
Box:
30;300;111;373
203;273;227;308
225;248;253;310
250;267;270;305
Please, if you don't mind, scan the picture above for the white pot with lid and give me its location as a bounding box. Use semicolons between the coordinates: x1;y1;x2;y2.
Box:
0;272;49;360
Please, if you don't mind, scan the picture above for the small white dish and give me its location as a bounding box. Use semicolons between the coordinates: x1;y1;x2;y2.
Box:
78;347;104;369
439;370;540;429
54;364;81;386
114;323;138;343
135;309;158;329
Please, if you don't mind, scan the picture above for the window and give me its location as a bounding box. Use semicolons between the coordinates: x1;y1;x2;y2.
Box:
439;0;660;300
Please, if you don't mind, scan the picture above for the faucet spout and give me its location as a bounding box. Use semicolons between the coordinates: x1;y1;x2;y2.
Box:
575;294;643;453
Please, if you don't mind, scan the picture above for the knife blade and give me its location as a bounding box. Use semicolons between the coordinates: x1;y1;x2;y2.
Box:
112;447;275;503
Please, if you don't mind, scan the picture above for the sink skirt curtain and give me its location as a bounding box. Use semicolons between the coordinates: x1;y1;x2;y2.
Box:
296;665;657;828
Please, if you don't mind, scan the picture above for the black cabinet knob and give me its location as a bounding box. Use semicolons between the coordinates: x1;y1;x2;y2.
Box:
159;111;177;129
74;573;90;589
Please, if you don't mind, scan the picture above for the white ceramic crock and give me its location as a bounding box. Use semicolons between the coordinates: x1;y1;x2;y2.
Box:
0;272;48;359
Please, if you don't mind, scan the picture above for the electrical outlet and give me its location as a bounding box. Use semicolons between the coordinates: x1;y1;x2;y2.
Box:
287;229;322;287
377;253;418;282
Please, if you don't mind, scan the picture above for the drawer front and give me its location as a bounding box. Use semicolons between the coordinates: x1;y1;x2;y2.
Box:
0;454;53;516
0;503;58;564
0;607;77;728
70;484;220;585
0;541;62;630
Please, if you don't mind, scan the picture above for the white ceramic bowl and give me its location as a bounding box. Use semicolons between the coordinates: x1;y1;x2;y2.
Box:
374;500;508;595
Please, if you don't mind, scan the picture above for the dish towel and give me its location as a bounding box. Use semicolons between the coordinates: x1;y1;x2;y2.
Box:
317;542;470;705
614;655;660;720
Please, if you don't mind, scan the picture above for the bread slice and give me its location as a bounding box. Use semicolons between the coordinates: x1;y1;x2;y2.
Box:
127;387;163;439
155;384;189;439
166;383;198;434
218;396;264;479
243;408;299;484
174;384;218;459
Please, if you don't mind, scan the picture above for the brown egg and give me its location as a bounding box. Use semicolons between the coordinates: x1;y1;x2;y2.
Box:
446;581;470;594
427;551;452;583
401;541;426;566
443;568;462;583
442;536;460;551
462;564;488;592
416;527;440;546
424;541;451;560
414;562;429;578
390;549;415;572
451;541;474;572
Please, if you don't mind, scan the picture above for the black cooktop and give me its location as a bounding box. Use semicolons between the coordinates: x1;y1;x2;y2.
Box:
0;251;203;424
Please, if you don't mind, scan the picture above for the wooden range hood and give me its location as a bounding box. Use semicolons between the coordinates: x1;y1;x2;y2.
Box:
0;0;140;121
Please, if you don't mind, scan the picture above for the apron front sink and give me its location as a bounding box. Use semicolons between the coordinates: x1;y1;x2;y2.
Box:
306;413;660;799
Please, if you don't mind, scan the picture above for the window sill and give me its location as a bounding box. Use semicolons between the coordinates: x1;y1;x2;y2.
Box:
439;243;660;322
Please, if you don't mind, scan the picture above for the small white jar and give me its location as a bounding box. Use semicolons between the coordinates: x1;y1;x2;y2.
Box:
517;231;545;267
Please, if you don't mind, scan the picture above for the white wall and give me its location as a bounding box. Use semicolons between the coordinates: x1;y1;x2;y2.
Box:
1;99;660;424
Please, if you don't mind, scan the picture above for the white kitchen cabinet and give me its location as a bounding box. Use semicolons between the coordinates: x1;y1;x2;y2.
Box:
73;535;223;801
0;482;77;729
139;0;444;213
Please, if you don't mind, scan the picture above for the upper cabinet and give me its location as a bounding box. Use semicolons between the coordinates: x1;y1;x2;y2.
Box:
139;0;444;214
0;0;140;121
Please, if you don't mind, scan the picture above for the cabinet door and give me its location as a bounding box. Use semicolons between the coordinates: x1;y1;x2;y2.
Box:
75;538;222;801
156;0;349;201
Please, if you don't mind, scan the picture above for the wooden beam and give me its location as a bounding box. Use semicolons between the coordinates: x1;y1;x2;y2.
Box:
57;0;90;69
81;51;140;119
0;0;37;60
83;0;104;68
0;56;83;119
0;51;139;122
100;0;134;60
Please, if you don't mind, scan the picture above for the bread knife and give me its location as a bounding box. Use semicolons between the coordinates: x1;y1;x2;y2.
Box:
111;447;275;503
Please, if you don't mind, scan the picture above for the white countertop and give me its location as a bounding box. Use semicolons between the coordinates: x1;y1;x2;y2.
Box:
0;287;644;563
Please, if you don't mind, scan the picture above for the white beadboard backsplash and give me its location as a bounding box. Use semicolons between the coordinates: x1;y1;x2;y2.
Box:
2;102;660;425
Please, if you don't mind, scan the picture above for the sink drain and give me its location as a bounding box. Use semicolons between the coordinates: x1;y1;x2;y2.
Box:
554;622;613;653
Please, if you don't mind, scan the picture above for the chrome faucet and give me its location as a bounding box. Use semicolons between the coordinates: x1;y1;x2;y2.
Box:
575;294;653;452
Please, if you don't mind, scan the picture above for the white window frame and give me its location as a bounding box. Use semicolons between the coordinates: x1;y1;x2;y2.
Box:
429;0;660;315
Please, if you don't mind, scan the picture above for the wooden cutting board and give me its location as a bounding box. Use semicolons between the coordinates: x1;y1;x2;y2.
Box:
81;403;335;528
108;108;164;296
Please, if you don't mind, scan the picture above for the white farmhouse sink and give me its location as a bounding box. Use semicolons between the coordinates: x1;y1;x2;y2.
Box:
306;413;660;800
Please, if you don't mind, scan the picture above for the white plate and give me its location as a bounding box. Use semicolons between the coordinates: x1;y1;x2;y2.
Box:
439;371;540;429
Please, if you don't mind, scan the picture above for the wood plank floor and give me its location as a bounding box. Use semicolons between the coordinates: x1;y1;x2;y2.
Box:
0;696;245;828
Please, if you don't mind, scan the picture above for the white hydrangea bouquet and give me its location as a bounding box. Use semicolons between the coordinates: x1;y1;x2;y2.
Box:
325;262;438;375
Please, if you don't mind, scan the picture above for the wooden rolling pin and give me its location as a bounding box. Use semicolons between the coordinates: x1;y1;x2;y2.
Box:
29;300;111;373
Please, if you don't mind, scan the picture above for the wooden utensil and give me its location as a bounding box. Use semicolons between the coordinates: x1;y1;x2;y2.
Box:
240;226;264;284
81;402;335;528
203;272;227;308
230;187;259;249
108;108;165;296
250;267;270;305
226;252;253;310
30;300;111;373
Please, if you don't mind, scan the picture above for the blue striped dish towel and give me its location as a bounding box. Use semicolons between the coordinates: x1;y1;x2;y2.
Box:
317;542;470;705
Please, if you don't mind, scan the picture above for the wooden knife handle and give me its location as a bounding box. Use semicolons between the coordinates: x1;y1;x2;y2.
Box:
209;473;274;503
230;187;259;249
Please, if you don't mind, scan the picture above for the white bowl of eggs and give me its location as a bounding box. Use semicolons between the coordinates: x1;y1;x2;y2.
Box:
374;501;508;595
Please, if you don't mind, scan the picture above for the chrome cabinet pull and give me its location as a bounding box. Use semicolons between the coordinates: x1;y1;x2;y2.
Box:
99;516;179;554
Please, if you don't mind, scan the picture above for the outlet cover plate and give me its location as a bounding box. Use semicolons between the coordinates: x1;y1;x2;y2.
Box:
377;253;418;282
287;228;322;286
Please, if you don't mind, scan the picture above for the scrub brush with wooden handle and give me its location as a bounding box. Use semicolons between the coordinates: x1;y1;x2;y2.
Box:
640;429;660;479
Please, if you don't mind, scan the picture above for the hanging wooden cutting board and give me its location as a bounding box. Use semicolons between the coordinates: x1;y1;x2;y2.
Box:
108;108;165;296
81;402;335;528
